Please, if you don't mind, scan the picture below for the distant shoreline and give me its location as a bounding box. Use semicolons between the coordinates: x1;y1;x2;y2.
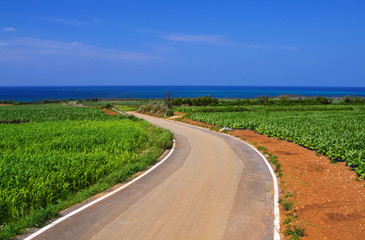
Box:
1;86;365;102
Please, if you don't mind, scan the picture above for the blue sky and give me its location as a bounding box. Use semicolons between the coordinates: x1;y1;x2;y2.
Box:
0;1;364;86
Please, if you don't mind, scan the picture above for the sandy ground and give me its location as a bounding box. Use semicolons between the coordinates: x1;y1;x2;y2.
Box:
178;117;365;239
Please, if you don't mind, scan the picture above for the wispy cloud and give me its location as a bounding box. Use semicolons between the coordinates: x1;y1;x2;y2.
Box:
131;29;290;50
3;27;16;32
131;29;230;45
160;33;273;49
164;33;302;50
0;37;159;61
71;42;82;46
160;34;225;44
43;17;86;26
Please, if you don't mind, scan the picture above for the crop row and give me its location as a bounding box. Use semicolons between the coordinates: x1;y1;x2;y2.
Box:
174;104;364;113
0;104;124;122
191;110;365;177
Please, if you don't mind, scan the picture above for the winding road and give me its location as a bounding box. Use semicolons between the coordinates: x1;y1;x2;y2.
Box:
22;113;279;240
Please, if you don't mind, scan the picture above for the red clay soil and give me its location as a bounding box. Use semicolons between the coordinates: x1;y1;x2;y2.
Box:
177;117;365;240
173;111;187;117
101;108;119;115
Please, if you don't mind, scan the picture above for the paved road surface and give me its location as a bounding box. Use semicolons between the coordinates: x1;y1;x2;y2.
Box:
23;113;276;240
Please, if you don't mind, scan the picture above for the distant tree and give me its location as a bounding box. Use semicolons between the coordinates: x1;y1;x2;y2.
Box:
175;97;180;106
165;90;172;109
344;96;351;103
258;95;269;105
278;95;289;105
316;96;331;104
211;97;219;105
186;97;192;106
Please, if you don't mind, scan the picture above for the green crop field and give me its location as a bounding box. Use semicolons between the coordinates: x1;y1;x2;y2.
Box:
173;104;365;113
0;104;172;239
0;104;117;122
190;110;365;177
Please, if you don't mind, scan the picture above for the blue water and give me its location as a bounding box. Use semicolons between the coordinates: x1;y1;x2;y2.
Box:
0;86;364;102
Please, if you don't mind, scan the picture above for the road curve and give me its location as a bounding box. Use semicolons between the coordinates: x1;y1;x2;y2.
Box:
22;113;277;240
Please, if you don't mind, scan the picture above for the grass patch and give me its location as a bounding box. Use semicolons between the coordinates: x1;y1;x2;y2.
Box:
257;145;268;153
0;105;173;239
266;153;283;177
115;105;140;112
280;190;305;239
280;199;294;211
283;224;305;239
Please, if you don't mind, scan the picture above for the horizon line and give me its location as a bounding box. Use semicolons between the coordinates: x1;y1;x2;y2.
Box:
1;85;365;88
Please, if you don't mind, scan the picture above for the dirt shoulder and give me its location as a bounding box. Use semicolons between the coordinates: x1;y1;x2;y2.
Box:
101;108;119;115
177;117;365;240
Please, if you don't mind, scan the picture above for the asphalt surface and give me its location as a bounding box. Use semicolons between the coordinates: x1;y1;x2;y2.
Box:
22;113;276;240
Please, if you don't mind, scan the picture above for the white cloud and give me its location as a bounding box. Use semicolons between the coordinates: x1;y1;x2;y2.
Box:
71;42;82;46
129;29;228;45
0;37;159;61
132;28;299;50
3;27;16;32
133;29;280;49
0;42;8;46
10;38;73;49
160;33;273;49
161;34;225;44
43;17;86;26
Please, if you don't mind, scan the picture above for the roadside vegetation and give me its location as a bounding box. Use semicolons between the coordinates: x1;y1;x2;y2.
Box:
170;95;364;239
166;95;365;178
256;145;304;239
171;95;365;107
190;110;365;178
0;104;172;239
136;103;174;117
173;104;364;113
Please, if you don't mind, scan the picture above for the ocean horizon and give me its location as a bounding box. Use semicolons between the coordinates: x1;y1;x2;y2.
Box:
1;86;365;102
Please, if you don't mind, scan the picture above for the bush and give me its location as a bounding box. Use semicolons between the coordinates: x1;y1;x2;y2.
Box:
103;103;113;109
137;103;174;117
165;109;174;117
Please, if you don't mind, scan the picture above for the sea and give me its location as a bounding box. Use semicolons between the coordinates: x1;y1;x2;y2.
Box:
0;86;365;102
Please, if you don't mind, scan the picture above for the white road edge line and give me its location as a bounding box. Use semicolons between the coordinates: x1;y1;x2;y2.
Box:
227;135;281;240
24;140;176;240
171;120;281;240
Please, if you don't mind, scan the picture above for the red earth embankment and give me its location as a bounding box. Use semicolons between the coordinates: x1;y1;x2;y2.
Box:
177;117;365;239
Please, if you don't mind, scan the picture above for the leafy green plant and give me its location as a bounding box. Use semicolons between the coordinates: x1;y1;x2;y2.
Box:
165;109;174;117
188;110;365;178
103;103;113;109
284;225;305;239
